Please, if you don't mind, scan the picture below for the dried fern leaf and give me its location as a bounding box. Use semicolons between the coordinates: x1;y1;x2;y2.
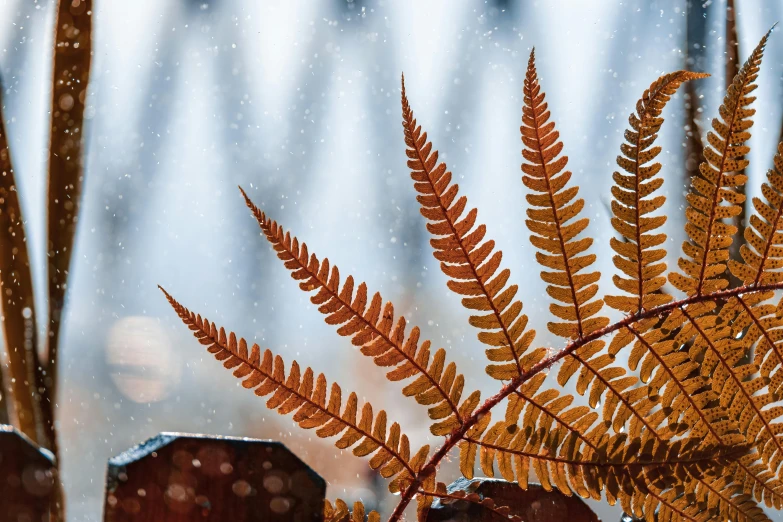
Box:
619;321;738;447
727;450;783;510
723;147;783;459
0;92;45;443
467;386;738;512
671;29;771;296
401;76;538;381
521;48;608;340
521;50;672;445
457;372;705;509
714;295;783;486
730;143;783;287
324;499;381;522
606;70;708;314
161;286;429;492
669;303;783;506
640;470;773;522
240;188;478;436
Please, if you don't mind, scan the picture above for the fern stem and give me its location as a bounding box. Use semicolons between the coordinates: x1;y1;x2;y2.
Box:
386;280;783;522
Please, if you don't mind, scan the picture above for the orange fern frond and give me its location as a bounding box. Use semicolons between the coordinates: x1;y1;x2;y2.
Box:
671;29;771;296
646;472;773;522
617;321;736;446
722;291;783;398
324;499;381;522
723;142;783;481
521;48;608;340
606;70;708;314
401;75;539;382
730;143;783;287
521;50;677;446
664;302;783;505
457;372;722;503
160;286;429;493
239;188;479;437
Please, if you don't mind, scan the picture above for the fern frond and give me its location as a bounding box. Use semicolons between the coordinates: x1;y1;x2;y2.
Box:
239;188;478;437
401;74;636;479
521;48;608;340
521;50;676;445
457;372;703;503
617;321;736;446
730;143;783;287
160;286;429;492
644;472;773;522
728;451;783;510
723;292;783;398
606;70;709;314
723;143;783;482
324;499;381;522
401;75;539;382
671;29;771;295
667;302;783;506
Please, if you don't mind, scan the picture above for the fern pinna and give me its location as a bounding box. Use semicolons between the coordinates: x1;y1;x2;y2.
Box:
161;27;783;522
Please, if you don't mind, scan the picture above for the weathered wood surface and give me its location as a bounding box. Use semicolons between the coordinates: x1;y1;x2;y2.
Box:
426;478;601;522
0;425;57;521
103;432;325;521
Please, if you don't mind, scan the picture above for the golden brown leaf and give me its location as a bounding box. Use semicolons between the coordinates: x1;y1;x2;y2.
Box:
607;70;708;314
671;29;771;296
240;188;477;436
401;75;537;381
160;286;427;491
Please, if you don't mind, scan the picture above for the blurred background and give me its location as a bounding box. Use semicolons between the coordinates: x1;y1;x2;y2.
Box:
1;0;783;520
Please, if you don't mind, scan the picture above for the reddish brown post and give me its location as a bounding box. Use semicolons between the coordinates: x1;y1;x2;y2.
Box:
425;478;600;522
103;433;325;522
0;425;57;521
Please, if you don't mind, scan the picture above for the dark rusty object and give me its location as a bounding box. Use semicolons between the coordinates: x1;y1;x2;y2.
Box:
44;0;93;452
103;433;326;522
0;425;57;521
426;478;600;522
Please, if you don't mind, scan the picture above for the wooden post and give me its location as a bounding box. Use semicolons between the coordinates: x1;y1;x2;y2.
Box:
103;433;325;522
425;478;600;522
0;425;57;521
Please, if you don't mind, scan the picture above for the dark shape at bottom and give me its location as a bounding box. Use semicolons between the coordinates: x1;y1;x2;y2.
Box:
426;478;601;522
103;432;325;521
0;425;57;522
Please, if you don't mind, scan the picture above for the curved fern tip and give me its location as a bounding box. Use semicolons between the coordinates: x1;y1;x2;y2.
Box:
238;185;254;208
